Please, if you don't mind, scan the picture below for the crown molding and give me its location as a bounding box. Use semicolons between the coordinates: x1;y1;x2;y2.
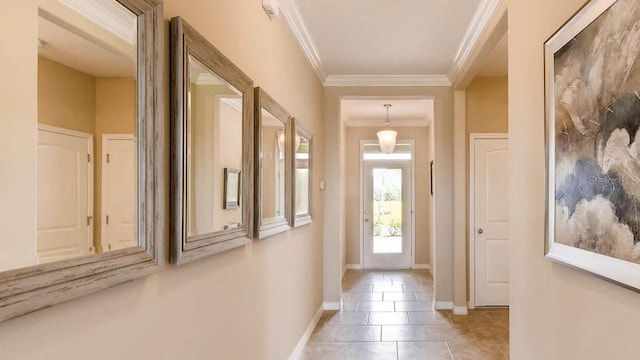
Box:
57;0;136;44
324;75;451;87
448;0;501;83
279;0;327;83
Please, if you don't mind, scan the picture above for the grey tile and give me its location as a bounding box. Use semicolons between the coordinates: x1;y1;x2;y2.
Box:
415;292;434;301
325;312;370;326
395;301;434;312
345;342;398;360
381;325;428;341
403;284;431;292
342;302;359;312
308;325;338;343
358;302;395;312
384;292;417;301
373;284;405;292
408;311;450;325
398;342;452;360
362;278;393;285
302;342;348;360
346;285;374;293
392;278;422;285
368;312;410;325
348;292;383;302
334;326;381;342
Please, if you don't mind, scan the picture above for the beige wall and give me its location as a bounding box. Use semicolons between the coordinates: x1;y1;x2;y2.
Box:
344;126;431;266
324;86;454;305
0;2;324;360
510;0;640;358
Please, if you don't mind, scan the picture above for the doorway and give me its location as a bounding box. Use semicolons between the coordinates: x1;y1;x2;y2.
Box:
469;134;509;307
361;142;414;269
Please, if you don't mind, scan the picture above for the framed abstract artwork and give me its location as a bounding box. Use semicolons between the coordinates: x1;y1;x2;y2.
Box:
545;0;640;291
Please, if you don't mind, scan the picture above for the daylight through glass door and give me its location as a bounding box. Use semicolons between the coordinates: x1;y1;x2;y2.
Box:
372;168;403;254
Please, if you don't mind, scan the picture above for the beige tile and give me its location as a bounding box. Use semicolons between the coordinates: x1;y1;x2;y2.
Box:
334;326;381;342
345;284;374;293
302;342;348;360
403;284;431;292
308;325;338;343
358;301;395;312
446;339;506;360
362;278;393;285
447;311;493;326
469;324;509;342
373;284;405;292
415;292;434;301
381;325;428;341
424;324;475;342
384;292;417;301
408;311;450;325
368;312;409;325
395;301;434;312
345;342;397;360
325;312;370;326
398;342;452;360
391;278;422;285
342;302;359;312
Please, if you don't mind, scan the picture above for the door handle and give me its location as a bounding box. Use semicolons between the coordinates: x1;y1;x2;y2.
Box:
364;218;369;222
477;228;484;234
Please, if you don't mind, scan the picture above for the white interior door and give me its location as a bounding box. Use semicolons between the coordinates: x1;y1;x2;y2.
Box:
472;136;509;306
363;161;412;269
37;126;93;263
102;135;137;251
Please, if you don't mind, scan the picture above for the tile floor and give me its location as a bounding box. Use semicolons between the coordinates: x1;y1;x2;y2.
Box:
302;270;509;360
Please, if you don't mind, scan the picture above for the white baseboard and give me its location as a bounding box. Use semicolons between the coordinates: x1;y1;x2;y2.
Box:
411;264;430;270
434;301;453;310
323;302;341;311
453;305;469;315
288;304;324;360
467;301;475;310
345;264;363;270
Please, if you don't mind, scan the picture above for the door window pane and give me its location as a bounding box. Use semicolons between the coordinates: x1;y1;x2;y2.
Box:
372;168;403;254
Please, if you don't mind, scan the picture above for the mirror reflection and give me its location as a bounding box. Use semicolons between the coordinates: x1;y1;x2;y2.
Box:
295;133;310;217
260;109;286;225
10;0;140;272
187;55;244;237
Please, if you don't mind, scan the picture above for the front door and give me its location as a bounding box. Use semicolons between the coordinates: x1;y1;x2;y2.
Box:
472;136;509;306
363;161;412;268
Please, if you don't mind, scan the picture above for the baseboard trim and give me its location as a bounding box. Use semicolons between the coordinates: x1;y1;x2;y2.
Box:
467;301;475;310
434;301;453;310
288;304;324;360
345;264;364;270
323;302;341;311
453;305;469;315
411;264;430;270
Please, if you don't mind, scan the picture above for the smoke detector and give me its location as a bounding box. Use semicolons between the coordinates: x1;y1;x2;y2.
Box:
263;0;279;19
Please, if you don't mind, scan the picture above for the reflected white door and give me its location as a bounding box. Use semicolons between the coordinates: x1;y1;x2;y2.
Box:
472;137;509;306
37;126;93;263
102;135;137;251
363;161;412;268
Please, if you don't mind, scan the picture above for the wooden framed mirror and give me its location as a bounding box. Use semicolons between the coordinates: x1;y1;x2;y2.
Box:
254;87;292;238
292;121;313;227
0;0;164;323
170;16;254;264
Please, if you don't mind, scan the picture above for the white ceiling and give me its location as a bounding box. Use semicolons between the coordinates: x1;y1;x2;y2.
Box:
293;0;490;81
341;98;434;127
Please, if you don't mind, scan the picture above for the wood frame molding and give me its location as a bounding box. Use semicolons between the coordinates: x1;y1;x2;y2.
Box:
254;87;293;239
170;16;254;265
292;120;313;227
0;0;165;323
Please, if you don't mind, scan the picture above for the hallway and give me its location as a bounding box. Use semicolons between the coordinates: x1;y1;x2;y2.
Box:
302;270;509;360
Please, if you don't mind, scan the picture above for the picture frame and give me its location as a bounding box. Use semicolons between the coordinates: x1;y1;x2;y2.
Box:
224;168;241;209
545;0;640;292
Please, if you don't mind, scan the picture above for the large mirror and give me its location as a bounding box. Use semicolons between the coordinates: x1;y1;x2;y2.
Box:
171;17;254;265
254;87;292;238
0;0;164;323
293;121;313;227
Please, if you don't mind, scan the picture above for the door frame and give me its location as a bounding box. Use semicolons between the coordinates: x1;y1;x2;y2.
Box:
37;124;94;256
359;139;416;269
101;134;137;251
468;133;508;308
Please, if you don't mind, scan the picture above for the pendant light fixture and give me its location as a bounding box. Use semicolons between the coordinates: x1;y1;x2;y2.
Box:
377;104;397;154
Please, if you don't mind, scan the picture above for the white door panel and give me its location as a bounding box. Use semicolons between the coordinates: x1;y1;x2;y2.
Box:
37;127;92;263
363;161;412;269
102;136;137;251
473;137;509;306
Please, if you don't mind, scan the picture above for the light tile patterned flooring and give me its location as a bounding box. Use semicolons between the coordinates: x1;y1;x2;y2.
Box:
302;270;509;360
